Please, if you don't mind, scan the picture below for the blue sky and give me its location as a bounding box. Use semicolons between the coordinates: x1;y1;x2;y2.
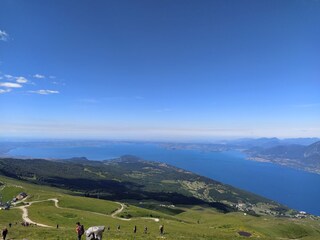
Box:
0;0;319;140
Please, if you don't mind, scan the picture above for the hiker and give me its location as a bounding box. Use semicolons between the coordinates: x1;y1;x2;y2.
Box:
8;223;11;228
133;225;137;234
107;226;110;231
76;222;85;240
159;224;164;235
117;225;120;231
2;227;8;240
144;226;148;234
56;224;59;229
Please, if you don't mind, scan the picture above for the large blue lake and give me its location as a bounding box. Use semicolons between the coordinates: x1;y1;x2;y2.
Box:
7;142;320;215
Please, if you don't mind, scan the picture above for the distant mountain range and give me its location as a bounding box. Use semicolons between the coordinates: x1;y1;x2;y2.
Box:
1;137;320;175
227;137;320;148
161;138;320;174
245;140;320;174
305;141;320;159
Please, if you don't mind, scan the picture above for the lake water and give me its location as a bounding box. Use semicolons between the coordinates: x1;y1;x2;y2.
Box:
7;142;320;215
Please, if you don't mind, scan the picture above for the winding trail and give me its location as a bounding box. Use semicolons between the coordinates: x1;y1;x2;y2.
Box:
13;198;159;228
110;202;130;221
111;202;125;218
49;198;60;209
15;200;52;228
111;202;160;222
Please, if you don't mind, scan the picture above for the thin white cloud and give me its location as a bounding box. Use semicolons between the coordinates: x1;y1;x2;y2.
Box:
0;82;22;88
51;80;66;86
4;74;14;79
0;89;11;94
49;75;56;79
33;74;45;79
0;30;9;41
16;76;28;83
29;89;59;95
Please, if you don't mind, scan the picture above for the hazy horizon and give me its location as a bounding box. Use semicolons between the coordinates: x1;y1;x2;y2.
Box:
1;135;319;144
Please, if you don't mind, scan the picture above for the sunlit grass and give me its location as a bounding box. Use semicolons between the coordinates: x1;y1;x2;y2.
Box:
0;175;319;240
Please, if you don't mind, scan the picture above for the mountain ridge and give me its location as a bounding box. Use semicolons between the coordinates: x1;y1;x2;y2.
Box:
245;141;320;174
0;155;293;217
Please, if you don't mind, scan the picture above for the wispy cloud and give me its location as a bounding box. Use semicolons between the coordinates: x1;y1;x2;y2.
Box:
33;74;45;79
51;80;66;86
4;74;14;79
0;82;22;88
16;76;28;83
0;72;62;94
3;74;28;83
2;74;28;83
29;89;59;95
0;89;11;94
0;30;9;41
0;73;28;93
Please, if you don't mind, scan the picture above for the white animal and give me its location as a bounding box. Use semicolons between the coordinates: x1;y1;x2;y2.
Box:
85;226;105;240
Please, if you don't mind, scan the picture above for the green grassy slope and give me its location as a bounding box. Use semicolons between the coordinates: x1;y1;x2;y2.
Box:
0;156;292;216
0;175;320;240
0;185;23;203
58;195;119;215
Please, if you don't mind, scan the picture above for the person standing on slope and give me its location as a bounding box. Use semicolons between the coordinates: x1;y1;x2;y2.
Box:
159;224;164;235
2;227;8;240
76;222;84;240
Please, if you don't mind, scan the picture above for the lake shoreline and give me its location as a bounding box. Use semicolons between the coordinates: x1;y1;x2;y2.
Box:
3;143;320;216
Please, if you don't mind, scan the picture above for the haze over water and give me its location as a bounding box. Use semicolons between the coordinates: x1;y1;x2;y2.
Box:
8;142;320;216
